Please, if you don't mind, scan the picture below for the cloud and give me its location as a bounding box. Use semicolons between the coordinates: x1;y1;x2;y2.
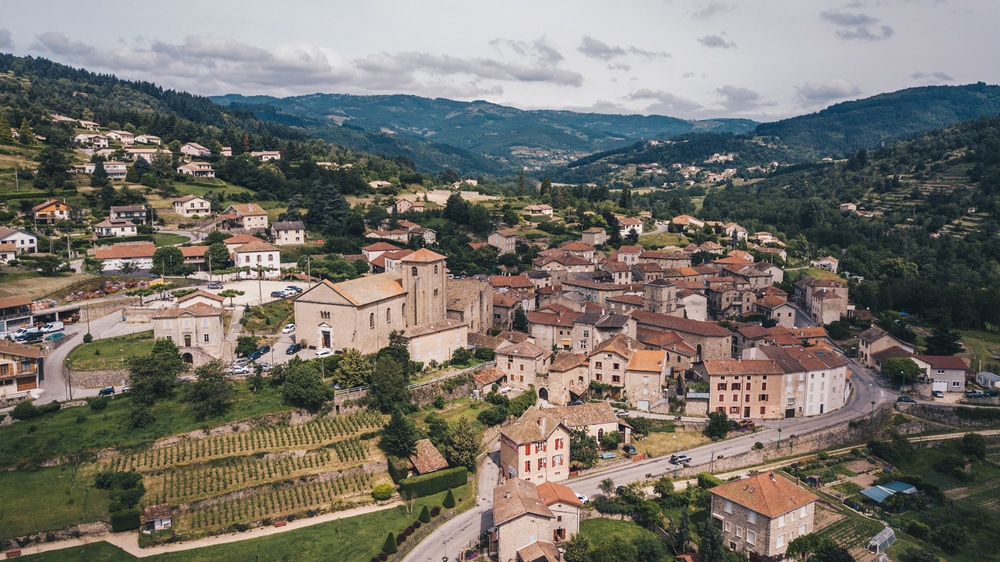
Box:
625;89;704;115
796;78;862;105
692;3;734;19
578;36;625;61
820;11;894;40
32;32;95;56
0;29;12;50
607;62;631;72
699;35;736;49
716;85;774;112
911;71;953;84
577;36;670;61
25;32;580;97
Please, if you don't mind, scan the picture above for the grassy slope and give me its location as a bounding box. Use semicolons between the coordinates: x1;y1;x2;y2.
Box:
66;331;154;371
0;382;290;467
0;463;110;541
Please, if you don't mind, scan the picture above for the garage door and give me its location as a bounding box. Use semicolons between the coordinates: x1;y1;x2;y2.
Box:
932;380;947;393
16;376;36;391
637;400;649;411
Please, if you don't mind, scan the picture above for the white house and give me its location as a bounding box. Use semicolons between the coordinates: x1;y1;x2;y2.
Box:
0;227;38;254
176;162;216;178
134;134;161;145
250;150;281;161
271;221;306;246
105;130;135;146
232;240;281;277
94;242;156;272
94;218;138;238
172;195;212;217
180;142;212;157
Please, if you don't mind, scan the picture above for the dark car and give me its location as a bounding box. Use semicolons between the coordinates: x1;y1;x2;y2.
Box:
622;444;637;456
897;396;917;403
207;281;223;290
98;386;115;396
985;389;999;397
964;390;985;399
248;345;271;361
270;290;285;298
286;343;302;355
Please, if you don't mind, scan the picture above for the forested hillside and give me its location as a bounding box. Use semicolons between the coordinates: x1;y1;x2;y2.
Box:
695;114;1000;331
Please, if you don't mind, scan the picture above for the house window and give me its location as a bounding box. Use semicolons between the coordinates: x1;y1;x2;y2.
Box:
387;309;392;323
595;362;603;369
613;363;620;370
746;530;756;545
732;383;741;391
370;313;375;328
718;395;724;403
724;521;732;532
612;375;620;383
777;534;785;548
748;511;757;524
798;525;806;536
596;374;602;381
725;500;733;514
777;514;784;527
730;406;739;414
411;266;418;277
761;382;767;391
800;506;807;517
760;406;766;415
525;444;531;455
203;334;210;342
718;383;727;390
759;394;768;401
732;394;738;402
745;394;750;402
520;365;524;371
434;288;439;297
524;461;531;473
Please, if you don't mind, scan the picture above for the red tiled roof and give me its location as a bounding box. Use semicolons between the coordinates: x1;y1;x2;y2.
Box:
710;472;818;518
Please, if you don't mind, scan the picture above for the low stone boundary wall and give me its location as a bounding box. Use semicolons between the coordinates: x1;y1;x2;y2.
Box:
65;368;127;389
897;402;1000;428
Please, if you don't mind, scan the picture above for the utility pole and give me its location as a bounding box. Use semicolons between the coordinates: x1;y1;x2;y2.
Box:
870;383;875;425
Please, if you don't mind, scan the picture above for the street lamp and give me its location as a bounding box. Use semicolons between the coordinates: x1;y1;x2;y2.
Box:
777;416;783;449
899;370;905;394
870;383;875;425
673;435;679;478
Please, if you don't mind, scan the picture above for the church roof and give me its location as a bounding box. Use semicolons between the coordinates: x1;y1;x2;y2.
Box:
401;248;446;263
325;273;406;306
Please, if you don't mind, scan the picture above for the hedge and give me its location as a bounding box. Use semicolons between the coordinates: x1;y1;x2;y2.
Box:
111;508;141;532
956;406;1000;420
398;466;467;498
387;455;409;484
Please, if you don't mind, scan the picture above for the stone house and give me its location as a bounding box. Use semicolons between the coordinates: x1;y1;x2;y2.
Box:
499;407;571;483
624;349;667;410
491;478;582;562
221;203;269;233
710;472;818;560
496;341;553;390
858;326;915;369
151;303;224;365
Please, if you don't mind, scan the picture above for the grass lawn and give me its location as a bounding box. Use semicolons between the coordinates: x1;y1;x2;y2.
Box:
0;463;110;542
242;299;294;336
19;485;474;562
580;517;661;546
66;330;154;371
17;542;132;562
173;181;253;197
635;426;710;459
959;329;1000;372
638;231;688;249
153;233;190;247
0;382;291;467
0;270;87;301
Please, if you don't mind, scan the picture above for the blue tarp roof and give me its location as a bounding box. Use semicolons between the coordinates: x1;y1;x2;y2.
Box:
882;481;916;493
861;481;916;503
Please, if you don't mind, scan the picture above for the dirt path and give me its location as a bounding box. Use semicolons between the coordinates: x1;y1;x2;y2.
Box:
24;500;401;558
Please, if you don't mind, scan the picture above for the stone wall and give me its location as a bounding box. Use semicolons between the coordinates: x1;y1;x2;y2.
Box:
897;402;1000;428
65;368;128;389
81;298;140;324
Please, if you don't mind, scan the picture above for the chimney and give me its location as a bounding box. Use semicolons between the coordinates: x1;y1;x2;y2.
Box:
769;472;775;482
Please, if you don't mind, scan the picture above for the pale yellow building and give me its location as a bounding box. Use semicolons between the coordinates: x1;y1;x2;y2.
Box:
151;303;224;366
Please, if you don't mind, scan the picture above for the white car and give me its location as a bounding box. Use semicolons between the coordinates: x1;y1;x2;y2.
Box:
575;493;589;504
315;349;332;358
282;323;296;334
230;365;250;375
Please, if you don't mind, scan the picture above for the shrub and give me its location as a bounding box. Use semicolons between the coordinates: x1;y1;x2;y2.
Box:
382;532;398;554
443;489;456;508
372;483;394;501
433;394;446;409
378;551;388;561
413;520;421;529
753;442;764;450
83;333;93;343
419;505;431;523
396;533;406;545
110;508;141;532
89;396;109;411
76;415;87;424
398;467;468;498
39;401;61;414
907;520;931;539
387;456;409;484
431;506;441;517
474;347;494;361
10;400;40;420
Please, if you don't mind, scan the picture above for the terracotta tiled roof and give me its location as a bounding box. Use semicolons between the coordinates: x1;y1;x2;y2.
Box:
526;311;579;327
490;275;535;289
234;240;279;253
536;481;583;507
143;505;172;522
630;310;732;337
223;234;262;245
0;339;41;359
859;326;889;344
540;402;625;429
473;367;507;387
493;478;553;526
618;245;643;254
915;355;969;370
627;349;666;372
227;203;268;216
324;273;405;306
548;352;588;373
701;359;783;376
710;472;818;518
0;295;32;309
152;303;223;318
179;245;209;258
871;346;914;363
409;439;450;475
496;340;551;360
403;319;465;338
500;406;567;445
177;290;224;304
560;241;595;252
94;242;156;259
362;242;404;252
516;541;560;562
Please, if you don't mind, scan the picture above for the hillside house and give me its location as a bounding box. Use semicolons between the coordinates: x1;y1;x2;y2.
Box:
172;195;212;218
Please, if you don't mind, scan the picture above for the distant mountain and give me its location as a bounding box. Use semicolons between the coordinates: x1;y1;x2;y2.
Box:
755;82;1000;158
210;93;757;173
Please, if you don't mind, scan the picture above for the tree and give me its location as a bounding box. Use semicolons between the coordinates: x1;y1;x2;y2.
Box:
706;411;730;440
445;421;481;472
368;356;411;413
205;230;233;245
18;118;34;145
698;519;726;562
598;477;615;497
513;307;528;332
281;360;331;410
204;243;230;271
563;533;591;562
961;432;986;460
128;338;187;404
236;336;259;358
151;151;173;177
675;504;691;554
125;402;155;429
619;184;633;210
333;348;372;388
443;489;456;508
600;430;622;450
186;360;234;418
881;357;921;384
570;428;600;469
382;532;398;554
35;255;64;275
153;246;184;276
591;535;638;562
899;548;938;562
381;409;418;457
924;325;963;356
219;289;245;309
0;114;12;142
117;260;137;276
91;159;110;188
468;204;493;234
539;176;552;196
516;169;526;197
35;146;70;188
127;287;155;305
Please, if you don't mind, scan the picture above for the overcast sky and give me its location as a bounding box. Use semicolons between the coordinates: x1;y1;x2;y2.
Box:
3;0;995;122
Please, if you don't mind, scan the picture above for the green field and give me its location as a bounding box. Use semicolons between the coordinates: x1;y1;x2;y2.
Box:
16;485;473;562
0;382;290;467
0;463;110;541
242;299;294;336
638;231;688;249
153;233;190;247
66;330;154;371
580;517;663;546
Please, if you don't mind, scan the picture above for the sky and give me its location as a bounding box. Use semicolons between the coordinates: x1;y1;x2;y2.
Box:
3;0;996;122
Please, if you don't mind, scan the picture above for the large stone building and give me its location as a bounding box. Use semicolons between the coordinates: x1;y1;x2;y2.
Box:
491;478;582;562
151;303;225;365
293;249;461;361
499;406;571;484
710;472;818;560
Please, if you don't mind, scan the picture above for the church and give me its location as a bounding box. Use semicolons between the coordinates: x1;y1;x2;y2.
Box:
294;248;467;363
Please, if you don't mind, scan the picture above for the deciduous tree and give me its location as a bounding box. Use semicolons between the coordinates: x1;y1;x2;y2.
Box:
186;360;234;418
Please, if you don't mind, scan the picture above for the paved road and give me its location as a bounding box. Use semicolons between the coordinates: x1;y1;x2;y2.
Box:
404;345;898;561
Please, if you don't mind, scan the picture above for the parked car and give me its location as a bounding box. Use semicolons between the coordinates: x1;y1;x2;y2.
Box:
282;323;296;334
315;349;332;358
622;444;637;456
247;346;271;362
986;389;999;397
121;385;131;393
230;365;250;375
285;285;303;294
13;327;41;341
270;290;286;298
932;390;945;398
98;386;115;396
670;453;692;465
286;343;302;355
897;396;917;403
964;390;985;399
615;409;630;417
45;332;67;342
575;493;589;504
40;321;64;333
207;281;223;290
